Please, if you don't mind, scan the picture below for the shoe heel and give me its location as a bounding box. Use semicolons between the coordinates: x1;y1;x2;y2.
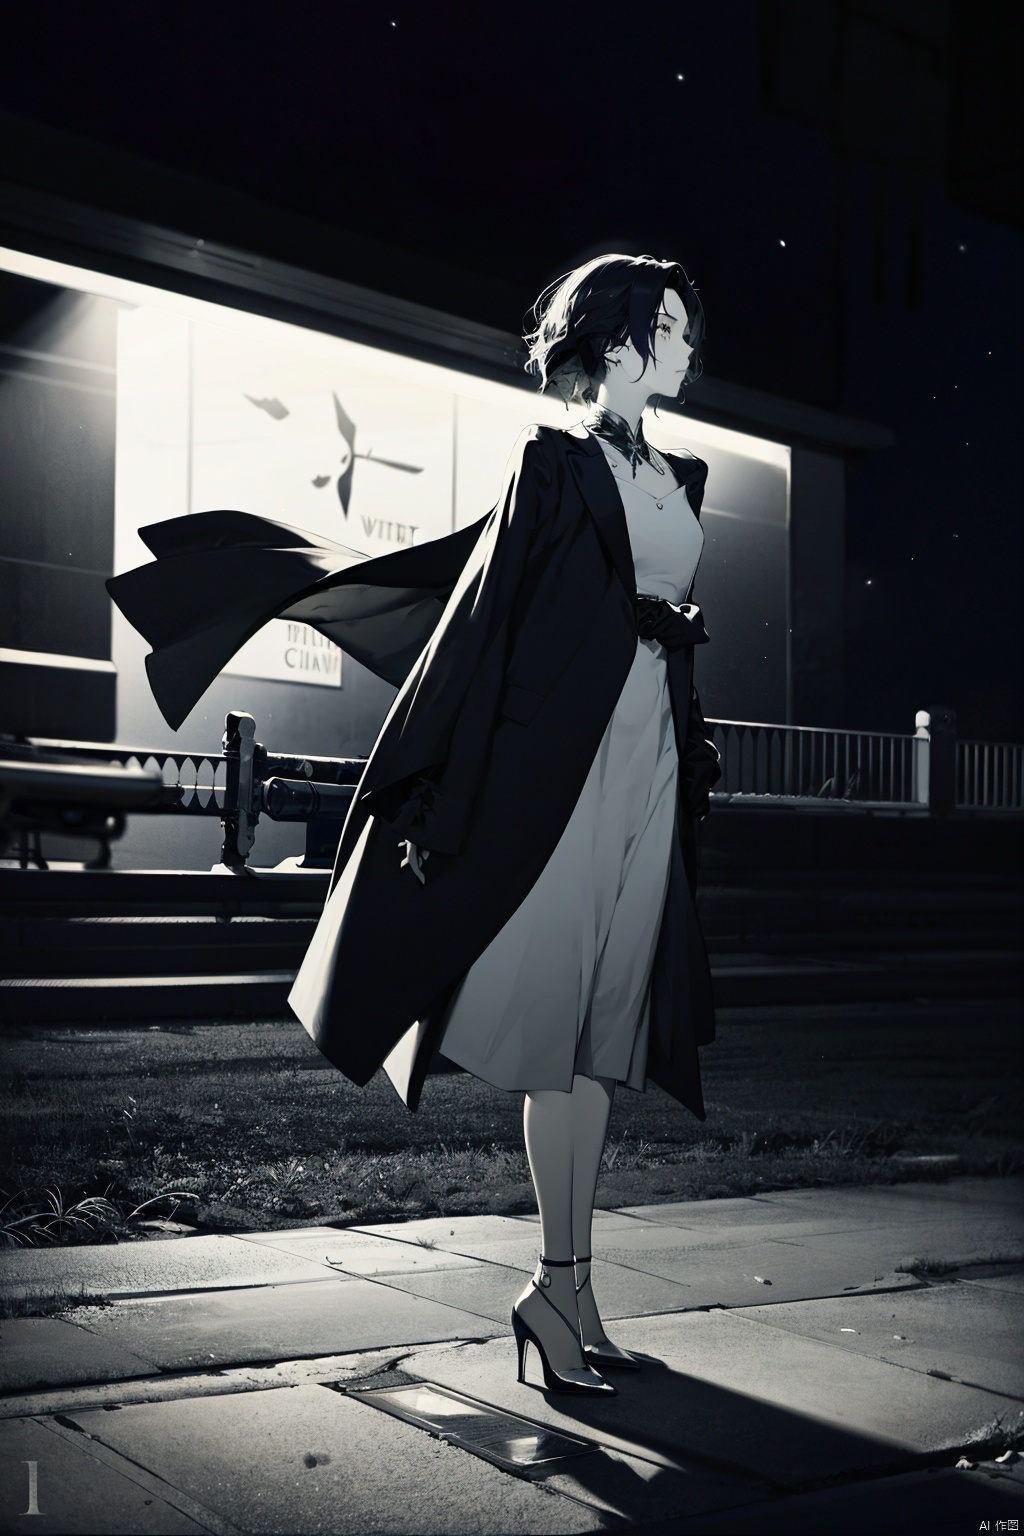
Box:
511;1300;616;1397
511;1307;530;1383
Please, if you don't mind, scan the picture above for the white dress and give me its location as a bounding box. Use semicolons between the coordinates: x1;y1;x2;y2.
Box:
435;453;705;1093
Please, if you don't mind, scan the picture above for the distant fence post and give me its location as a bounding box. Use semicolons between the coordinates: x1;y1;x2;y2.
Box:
913;711;930;806
913;706;957;814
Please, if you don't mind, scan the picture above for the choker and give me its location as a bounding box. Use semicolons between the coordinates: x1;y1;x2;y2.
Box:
584;406;665;478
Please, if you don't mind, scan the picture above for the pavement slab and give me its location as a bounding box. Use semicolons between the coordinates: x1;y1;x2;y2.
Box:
366;1260;526;1329
236;1225;348;1243
352;1215;539;1248
234;1228;481;1277
398;1236;548;1273
404;1304;1017;1488
958;1266;1024;1296
748;1176;1024;1217
663;1464;1024;1533
580;1235;919;1305
539;1441;768;1527
773;1214;1024;1270
606;1219;915;1255
604;1214;883;1246
620;1195;827;1227
0;1317;156;1393
64;1276;505;1373
414;1232;920;1307
620;1308;1021;1469
616;1206;996;1252
0;1233;336;1303
626;1183;1024;1257
733;1275;1024;1399
3;1179;1022;1532
0;1347;423;1422
371;1258;695;1327
509;1211;656;1236
64;1383;614;1535
0;1414;220;1534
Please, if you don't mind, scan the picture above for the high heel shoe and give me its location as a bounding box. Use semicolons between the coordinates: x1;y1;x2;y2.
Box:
511;1256;617;1396
575;1255;641;1372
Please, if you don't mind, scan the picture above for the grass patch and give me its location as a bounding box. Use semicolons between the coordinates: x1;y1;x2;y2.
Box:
894;1251;1024;1278
1;1186;201;1248
1;999;1021;1245
0;1288;114;1321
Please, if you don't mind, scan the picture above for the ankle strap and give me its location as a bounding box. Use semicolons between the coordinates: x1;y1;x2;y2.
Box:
539;1255;576;1267
574;1255;592;1264
530;1276;585;1348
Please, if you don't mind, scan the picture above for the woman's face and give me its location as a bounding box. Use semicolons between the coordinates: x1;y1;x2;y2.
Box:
602;288;694;392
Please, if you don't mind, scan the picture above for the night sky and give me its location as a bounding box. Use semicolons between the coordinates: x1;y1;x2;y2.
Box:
2;1;1021;738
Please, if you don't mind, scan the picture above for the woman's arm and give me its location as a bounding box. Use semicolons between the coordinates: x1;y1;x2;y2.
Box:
681;686;721;819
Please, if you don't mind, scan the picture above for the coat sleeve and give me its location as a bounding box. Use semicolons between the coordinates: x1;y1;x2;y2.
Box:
356;426;560;856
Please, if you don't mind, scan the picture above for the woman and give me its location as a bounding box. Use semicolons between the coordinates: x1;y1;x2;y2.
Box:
107;252;721;1401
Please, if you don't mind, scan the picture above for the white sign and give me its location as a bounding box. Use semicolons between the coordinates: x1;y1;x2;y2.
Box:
107;279;786;712
228;618;342;689
189;321;456;556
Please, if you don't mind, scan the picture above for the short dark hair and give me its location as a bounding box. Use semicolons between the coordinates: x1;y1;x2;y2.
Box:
523;253;705;404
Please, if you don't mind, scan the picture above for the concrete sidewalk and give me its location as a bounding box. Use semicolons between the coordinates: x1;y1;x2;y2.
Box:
1;1177;1022;1534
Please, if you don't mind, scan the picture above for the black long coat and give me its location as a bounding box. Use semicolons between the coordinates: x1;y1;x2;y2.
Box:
108;423;721;1117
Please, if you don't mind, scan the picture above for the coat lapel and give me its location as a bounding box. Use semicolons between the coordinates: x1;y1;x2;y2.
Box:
565;432;637;606
662;450;709;520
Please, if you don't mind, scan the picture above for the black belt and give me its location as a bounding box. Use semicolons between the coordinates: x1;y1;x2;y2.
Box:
636;596;710;651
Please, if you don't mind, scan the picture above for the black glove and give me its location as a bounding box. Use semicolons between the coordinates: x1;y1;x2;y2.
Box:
682;737;721;819
681;687;722;819
636;598;710;652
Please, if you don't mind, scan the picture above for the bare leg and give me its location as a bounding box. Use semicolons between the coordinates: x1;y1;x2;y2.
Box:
523;1089;575;1262
517;1089;591;1373
570;1073;616;1345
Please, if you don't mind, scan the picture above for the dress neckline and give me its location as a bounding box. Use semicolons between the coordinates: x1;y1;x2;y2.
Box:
597;442;682;499
608;470;689;503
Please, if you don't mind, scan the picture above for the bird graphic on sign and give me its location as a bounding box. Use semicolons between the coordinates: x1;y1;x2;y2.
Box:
329;393;423;516
245;391;423;517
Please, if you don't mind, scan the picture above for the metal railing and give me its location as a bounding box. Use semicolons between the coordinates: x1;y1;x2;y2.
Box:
4;705;1021;872
958;738;1024;811
707;719;920;806
707;711;1023;813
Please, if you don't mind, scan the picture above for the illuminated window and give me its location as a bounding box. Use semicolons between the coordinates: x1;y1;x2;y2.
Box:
1;246;790;730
